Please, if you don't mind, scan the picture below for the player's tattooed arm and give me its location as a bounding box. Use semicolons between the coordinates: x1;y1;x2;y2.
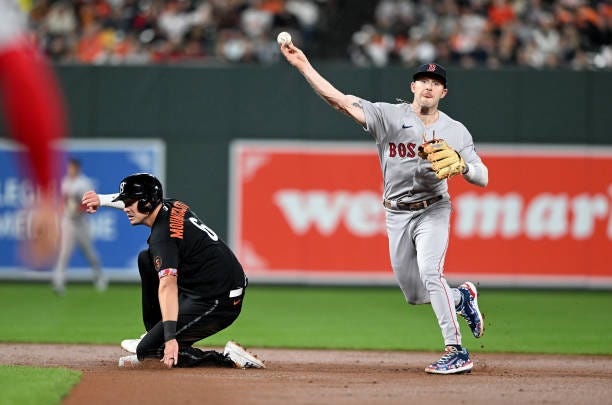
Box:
281;43;365;125
299;63;366;126
343;95;366;126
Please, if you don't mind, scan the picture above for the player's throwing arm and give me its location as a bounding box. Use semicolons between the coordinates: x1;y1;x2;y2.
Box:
279;36;365;126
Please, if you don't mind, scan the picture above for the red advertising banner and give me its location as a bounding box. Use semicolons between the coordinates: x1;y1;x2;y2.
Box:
230;141;612;287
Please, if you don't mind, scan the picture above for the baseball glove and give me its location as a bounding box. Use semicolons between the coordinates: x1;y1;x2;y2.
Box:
418;139;466;180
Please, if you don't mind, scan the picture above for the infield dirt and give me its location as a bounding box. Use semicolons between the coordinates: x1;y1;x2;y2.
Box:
1;343;611;404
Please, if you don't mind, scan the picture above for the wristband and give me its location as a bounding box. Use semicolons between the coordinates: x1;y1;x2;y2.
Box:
99;194;125;209
163;320;177;341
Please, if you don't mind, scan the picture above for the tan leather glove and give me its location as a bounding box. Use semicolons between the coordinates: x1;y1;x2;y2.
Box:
418;139;466;180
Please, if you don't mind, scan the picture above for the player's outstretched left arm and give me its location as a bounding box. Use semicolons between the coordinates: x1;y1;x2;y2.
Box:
419;140;488;186
462;159;488;187
458;142;488;187
453;128;488;187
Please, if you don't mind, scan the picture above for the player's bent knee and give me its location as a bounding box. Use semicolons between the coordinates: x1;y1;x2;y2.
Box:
420;273;445;291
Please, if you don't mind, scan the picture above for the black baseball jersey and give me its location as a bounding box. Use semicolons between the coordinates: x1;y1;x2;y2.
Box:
147;199;246;300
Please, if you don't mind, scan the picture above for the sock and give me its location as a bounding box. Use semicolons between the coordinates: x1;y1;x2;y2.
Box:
454;288;463;309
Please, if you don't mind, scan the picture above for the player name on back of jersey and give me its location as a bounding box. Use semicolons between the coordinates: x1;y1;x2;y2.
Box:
169;201;189;239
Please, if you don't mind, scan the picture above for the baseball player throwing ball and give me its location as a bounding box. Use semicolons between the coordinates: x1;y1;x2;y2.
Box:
280;42;488;374
82;173;264;369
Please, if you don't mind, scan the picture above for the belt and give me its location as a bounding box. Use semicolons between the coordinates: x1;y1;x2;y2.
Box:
383;195;443;211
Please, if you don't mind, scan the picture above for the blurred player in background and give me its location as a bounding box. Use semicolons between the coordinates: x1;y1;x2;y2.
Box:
0;0;66;265
53;158;106;294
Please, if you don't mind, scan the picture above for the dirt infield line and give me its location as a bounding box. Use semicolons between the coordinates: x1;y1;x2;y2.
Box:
1;344;611;404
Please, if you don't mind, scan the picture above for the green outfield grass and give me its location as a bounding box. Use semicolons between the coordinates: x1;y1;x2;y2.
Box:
0;365;81;405
2;282;612;355
2;286;610;405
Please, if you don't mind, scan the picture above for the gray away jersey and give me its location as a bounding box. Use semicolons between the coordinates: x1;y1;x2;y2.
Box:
361;100;483;202
61;174;94;217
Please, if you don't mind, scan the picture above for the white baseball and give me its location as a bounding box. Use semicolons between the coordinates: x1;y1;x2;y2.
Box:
277;31;292;46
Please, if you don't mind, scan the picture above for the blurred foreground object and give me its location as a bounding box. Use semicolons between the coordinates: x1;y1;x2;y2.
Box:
0;1;67;266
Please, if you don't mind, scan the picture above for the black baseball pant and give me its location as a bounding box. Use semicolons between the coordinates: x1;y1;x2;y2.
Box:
135;249;243;367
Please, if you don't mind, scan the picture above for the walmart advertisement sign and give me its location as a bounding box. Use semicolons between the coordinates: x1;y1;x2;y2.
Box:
0;139;165;281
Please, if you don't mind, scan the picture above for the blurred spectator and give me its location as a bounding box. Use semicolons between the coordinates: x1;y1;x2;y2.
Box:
157;0;210;43
532;13;561;62
45;0;77;36
396;27;436;65
349;24;395;66
241;1;274;39
216;28;253;62
75;22;105;63
286;0;320;39
497;25;518;64
488;0;516;31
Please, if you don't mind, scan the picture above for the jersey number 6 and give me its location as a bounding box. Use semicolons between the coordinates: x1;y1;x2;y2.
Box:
189;217;219;241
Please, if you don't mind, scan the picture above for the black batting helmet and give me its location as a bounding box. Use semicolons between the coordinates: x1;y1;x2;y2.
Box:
112;173;163;213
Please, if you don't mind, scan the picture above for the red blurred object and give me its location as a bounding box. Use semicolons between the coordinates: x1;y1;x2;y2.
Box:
0;38;66;193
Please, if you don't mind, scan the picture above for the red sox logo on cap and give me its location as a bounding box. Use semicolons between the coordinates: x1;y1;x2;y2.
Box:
413;63;447;87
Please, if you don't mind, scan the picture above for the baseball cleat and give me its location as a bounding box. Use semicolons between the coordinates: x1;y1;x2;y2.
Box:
456;281;484;338
121;332;146;354
425;346;473;374
118;354;141;368
223;340;265;369
52;285;65;296
94;275;108;292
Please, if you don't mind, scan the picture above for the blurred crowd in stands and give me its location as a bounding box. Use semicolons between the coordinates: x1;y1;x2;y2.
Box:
351;0;610;69
28;0;325;65
26;0;611;69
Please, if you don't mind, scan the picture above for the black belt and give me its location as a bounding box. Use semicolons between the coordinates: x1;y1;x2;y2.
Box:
383;195;443;211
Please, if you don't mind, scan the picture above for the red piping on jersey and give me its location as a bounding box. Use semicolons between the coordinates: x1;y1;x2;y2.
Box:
437;227;461;345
